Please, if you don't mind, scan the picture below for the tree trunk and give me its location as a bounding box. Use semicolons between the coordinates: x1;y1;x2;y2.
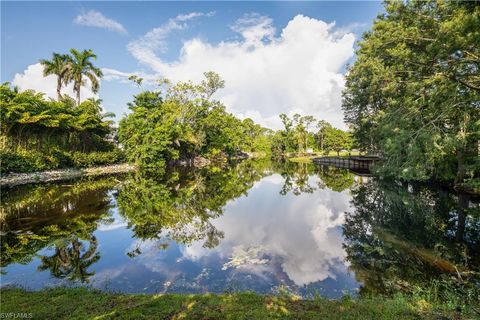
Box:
76;87;81;106
74;80;81;106
56;77;62;100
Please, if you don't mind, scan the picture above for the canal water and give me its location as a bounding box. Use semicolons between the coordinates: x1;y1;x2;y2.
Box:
1;160;478;298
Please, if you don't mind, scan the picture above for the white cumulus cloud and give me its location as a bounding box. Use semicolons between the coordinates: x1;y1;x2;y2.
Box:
101;67;158;84
231;13;276;46
127;11;215;71
12;63;98;102
74;10;127;35
113;13;355;129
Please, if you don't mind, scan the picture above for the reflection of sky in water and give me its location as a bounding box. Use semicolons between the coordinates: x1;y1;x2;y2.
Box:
2;174;359;298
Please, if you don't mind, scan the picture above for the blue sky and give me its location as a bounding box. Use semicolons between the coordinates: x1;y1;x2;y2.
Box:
1;1;383;129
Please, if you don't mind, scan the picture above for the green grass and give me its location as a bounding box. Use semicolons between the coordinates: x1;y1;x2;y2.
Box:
288;151;361;163
0;287;471;320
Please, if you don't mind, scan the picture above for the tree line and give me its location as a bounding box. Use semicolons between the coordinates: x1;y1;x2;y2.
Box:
271;113;354;157
118;72;352;172
0;51;357;175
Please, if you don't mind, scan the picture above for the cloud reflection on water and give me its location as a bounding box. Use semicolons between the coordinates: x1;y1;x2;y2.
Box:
135;174;353;288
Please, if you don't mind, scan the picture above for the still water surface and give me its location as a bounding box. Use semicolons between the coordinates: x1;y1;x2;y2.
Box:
1;160;478;298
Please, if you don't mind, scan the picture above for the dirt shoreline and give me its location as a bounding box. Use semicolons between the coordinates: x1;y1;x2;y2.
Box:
0;163;136;188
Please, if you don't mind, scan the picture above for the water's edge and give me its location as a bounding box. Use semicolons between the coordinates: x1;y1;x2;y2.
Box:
0;163;136;188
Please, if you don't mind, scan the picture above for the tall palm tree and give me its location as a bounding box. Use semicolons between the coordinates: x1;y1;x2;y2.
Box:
65;49;103;106
39;53;70;100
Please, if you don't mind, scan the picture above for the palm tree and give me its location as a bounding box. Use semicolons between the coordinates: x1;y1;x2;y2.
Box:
65;49;103;106
39;53;70;100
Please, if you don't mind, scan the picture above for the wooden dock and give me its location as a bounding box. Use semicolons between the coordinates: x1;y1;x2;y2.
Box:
312;156;380;175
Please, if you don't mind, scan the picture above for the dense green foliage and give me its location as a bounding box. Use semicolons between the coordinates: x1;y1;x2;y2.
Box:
70;150;124;168
0;49;116;173
118;73;273;170
0;84;119;173
342;1;480;188
271;114;354;156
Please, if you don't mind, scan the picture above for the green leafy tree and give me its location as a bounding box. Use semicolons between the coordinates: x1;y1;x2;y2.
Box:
342;1;480;188
323;126;353;155
275;114;317;154
118;72;271;170
277;114;297;154
315;120;332;152
291;114;316;153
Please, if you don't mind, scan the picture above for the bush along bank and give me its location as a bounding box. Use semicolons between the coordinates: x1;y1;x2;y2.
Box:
0;149;125;175
1;82;124;175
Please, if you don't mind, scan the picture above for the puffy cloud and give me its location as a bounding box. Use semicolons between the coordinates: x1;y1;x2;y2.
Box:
127;11;215;70
101;68;133;82
12;63;98;101
102;67;158;85
117;13;355;129
231;13;276;46
73;10;127;35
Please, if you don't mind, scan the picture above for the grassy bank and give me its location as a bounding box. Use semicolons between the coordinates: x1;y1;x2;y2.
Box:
0;287;473;320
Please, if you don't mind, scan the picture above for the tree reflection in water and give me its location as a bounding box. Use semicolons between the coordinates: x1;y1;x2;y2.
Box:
0;177;116;280
38;236;99;283
117;160;272;253
342;178;480;302
1;160;478;299
274;161;355;195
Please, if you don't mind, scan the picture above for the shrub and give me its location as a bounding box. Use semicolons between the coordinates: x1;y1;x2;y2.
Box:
1;149;124;174
71;150;125;168
0;150;64;174
1;150;35;174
